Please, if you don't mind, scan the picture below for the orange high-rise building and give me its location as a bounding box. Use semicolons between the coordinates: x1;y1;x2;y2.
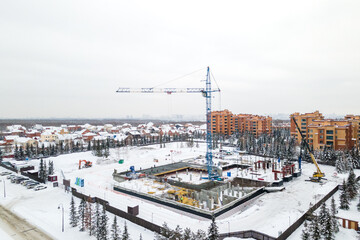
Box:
211;109;272;137
290;111;359;150
290;110;324;143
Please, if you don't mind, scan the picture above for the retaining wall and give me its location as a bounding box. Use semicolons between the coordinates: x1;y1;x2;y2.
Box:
219;230;276;240
113;184;265;219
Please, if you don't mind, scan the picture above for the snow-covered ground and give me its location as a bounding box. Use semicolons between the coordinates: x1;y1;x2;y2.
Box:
0;142;359;239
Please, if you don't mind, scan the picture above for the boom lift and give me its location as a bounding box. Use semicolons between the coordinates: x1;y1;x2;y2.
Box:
116;67;220;180
292;117;325;182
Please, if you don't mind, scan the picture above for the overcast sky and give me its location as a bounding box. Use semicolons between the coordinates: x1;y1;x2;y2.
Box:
1;0;359;120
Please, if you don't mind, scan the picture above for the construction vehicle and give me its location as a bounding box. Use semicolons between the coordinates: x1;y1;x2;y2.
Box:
79;160;92;169
292;117;325;182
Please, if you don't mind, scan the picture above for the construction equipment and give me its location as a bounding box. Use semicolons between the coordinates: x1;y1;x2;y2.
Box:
79;160;92;169
292;117;325;182
116;67;220;180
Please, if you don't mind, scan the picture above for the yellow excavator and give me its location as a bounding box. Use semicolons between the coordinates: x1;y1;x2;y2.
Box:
292;118;325;182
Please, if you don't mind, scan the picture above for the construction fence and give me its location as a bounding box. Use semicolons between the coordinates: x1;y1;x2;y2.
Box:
71;187;162;234
277;185;339;240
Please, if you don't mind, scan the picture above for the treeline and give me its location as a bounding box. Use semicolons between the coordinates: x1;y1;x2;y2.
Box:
224;129;296;159
11;132;195;161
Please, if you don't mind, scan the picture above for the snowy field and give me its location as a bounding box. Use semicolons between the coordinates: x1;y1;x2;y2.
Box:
0;142;359;239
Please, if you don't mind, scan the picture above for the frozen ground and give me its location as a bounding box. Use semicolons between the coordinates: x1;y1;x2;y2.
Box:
0;142;359;239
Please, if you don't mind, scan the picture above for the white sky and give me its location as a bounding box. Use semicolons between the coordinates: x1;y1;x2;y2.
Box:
1;0;359;119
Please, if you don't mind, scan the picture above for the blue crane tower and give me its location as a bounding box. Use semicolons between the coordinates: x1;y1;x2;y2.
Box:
116;67;220;180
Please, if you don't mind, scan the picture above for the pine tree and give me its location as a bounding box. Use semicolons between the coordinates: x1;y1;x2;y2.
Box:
14;145;19;160
121;221;130;240
207;216;219;240
48;160;54;175
69;196;78;227
323;213;335;240
301;221;310;240
346;169;358;200
43;160;48;181
19;146;24;159
104;147;110;158
183;227;192;240
330;197;339;233
310;214;321;240
195;229;207;240
99;204;109;240
93;202;102;240
318;203;328;234
357;196;360;212
111;216;120;240
39;158;45;180
172;225;183;239
78;198;86;231
340;180;350;210
84;197;93;235
320;204;334;240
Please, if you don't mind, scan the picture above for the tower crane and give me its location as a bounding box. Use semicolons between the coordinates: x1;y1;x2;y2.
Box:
292;117;325;182
116;67;220;180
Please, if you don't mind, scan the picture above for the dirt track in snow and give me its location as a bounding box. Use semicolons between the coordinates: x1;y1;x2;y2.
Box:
0;205;53;240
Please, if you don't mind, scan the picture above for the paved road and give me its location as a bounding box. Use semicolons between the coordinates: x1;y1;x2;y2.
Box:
0;205;53;240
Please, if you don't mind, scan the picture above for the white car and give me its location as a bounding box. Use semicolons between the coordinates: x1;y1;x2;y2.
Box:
0;172;12;176
34;185;47;191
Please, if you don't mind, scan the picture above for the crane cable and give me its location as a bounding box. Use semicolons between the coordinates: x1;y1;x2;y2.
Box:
151;67;207;88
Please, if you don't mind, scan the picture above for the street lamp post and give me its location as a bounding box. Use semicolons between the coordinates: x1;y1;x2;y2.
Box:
58;204;64;232
3;178;6;198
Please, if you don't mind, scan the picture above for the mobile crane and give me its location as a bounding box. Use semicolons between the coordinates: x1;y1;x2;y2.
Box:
292;117;325;182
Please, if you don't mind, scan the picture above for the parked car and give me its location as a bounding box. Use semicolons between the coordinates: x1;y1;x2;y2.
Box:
34;185;47;191
7;174;16;179
21;180;34;186
23;180;38;186
11;176;23;183
0;171;12;176
26;183;39;189
14;177;28;184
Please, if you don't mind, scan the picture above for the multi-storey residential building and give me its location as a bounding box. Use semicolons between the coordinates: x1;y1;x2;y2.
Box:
344;115;360;148
290;110;324;143
307;120;354;150
211;109;272;136
290;111;359;150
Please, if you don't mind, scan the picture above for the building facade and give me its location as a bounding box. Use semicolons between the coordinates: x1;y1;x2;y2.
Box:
211;109;272;136
290;111;359;150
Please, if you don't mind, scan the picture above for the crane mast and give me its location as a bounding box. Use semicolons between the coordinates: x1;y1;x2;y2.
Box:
116;67;220;180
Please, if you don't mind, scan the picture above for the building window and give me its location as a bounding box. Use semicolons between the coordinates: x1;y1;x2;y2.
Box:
326;136;333;140
326;141;333;145
301;123;306;126
320;130;324;133
320;135;323;139
326;130;334;134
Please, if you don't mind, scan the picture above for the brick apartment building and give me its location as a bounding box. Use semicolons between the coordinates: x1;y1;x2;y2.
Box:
290;111;360;150
211;109;272;136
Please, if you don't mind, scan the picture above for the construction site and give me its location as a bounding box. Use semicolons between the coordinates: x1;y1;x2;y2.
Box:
112;67;306;219
112;147;304;218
